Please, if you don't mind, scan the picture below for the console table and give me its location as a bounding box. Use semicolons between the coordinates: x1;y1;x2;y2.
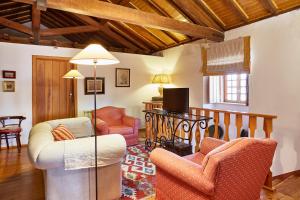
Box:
143;109;212;156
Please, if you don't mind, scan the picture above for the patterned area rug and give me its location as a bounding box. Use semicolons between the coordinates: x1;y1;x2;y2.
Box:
121;145;156;200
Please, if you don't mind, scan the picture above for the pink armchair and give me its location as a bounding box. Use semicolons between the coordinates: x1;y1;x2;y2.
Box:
92;106;140;146
150;137;277;200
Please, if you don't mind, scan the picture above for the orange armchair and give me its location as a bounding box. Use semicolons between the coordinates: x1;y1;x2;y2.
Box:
92;106;140;146
150;137;277;200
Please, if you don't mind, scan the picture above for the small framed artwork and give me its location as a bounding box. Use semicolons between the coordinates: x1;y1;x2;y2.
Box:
84;77;105;95
115;68;130;87
3;81;15;92
2;70;16;79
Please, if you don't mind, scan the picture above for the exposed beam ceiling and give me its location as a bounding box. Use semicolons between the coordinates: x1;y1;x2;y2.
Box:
74;14;141;50
260;0;279;14
227;0;249;22
31;2;40;44
0;16;33;35
11;0;35;4
40;26;100;36
171;0;223;31
44;0;224;41
195;0;226;28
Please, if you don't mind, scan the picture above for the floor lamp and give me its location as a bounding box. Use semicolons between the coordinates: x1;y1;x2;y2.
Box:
62;69;84;117
69;44;119;200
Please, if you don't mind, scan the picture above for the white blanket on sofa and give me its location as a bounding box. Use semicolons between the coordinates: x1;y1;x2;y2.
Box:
64;135;126;170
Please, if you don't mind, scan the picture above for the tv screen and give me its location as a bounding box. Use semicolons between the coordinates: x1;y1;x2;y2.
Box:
163;88;189;114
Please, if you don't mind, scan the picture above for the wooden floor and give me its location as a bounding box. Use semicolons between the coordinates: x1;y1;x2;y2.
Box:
0;147;299;200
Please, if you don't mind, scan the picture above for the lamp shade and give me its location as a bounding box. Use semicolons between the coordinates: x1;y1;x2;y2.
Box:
152;74;170;84
62;69;84;79
69;44;120;65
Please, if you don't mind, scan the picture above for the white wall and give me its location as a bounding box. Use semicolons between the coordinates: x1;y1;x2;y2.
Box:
225;10;300;175
162;42;203;107
76;52;164;124
0;42;162;146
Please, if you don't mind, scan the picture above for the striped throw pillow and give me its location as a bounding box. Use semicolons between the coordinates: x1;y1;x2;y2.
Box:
52;124;76;141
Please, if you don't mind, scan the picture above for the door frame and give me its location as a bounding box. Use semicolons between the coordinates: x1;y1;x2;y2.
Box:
32;55;78;125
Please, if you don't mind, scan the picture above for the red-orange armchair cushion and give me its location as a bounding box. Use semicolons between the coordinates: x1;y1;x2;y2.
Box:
92;106;140;146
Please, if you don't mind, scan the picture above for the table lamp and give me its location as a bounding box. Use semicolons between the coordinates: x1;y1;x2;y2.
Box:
69;44;119;200
152;73;170;101
63;69;84;117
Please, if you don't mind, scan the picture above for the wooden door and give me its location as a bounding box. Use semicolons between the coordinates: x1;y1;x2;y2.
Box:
32;55;77;125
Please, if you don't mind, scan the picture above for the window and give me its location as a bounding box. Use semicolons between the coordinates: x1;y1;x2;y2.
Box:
209;74;248;105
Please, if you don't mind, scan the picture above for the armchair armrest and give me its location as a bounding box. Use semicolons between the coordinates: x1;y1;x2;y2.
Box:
200;137;227;155
92;118;109;134
123;115;140;129
150;148;215;196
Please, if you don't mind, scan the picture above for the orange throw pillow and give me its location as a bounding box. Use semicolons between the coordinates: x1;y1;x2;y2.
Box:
52;124;76;141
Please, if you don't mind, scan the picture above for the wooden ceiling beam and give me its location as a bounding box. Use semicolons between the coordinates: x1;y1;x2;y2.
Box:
227;0;249;22
115;22;161;50
141;0;182;43
107;22;151;51
32;3;40;44
41;17;82;43
1;10;31;19
74;14;141;50
260;0;279;14
0;16;32;35
40;25;100;36
11;0;35;5
0;31;151;54
0;5;31;15
44;0;224;41
195;0;226;28
0;32;82;48
42;11;87;42
172;0;223;31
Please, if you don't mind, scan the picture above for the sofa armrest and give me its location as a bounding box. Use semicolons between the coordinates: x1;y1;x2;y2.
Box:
123;115;140;129
200;137;227;155
150;148;215;196
34;134;126;170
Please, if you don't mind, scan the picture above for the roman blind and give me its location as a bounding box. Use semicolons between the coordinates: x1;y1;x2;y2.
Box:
202;36;250;76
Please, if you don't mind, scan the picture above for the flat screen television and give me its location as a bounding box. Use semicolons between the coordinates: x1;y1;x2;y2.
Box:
163;88;189;114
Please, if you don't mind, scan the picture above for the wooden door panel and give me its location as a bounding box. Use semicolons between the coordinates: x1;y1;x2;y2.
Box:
32;56;76;125
52;60;60;120
44;59;53;122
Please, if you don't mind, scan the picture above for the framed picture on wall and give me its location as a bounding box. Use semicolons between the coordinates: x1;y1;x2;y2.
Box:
84;77;105;95
115;68;130;87
2;70;16;79
2;81;15;92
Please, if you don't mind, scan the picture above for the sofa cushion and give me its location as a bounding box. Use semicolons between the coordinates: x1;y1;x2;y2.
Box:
109;125;133;135
52;125;76;141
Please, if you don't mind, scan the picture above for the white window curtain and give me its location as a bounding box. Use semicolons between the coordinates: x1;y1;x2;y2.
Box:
202;36;250;76
209;76;224;103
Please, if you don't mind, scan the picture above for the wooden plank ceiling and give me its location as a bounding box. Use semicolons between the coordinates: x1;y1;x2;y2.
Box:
0;0;299;55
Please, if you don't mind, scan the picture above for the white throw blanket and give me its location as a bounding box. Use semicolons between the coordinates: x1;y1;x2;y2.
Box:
64;135;125;170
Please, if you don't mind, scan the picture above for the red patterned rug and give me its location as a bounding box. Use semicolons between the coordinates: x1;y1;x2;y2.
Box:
121;145;156;200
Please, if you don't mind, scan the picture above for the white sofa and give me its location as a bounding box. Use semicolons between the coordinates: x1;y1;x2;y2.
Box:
28;117;126;200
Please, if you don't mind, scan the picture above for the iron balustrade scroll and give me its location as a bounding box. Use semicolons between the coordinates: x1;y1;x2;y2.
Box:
143;109;212;151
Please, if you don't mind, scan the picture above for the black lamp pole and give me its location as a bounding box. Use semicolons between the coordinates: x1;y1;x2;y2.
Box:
93;61;98;200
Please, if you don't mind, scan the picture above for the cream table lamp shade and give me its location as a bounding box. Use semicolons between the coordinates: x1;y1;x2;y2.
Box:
69;44;119;65
62;69;84;79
